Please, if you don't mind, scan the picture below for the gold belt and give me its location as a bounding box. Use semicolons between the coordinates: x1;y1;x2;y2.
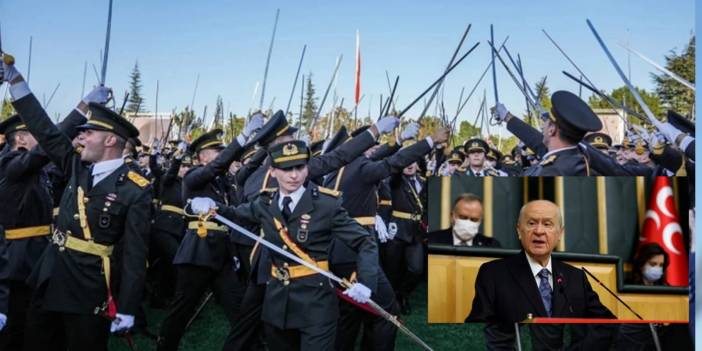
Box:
392;210;422;221
52;207;60;217
378;200;392;206
51;228;114;257
354;216;376;226
161;205;184;215
5;225;51;240
271;260;329;281
188;221;229;232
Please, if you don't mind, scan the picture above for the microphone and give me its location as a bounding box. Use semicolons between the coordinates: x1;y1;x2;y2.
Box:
555;272;574;314
581;266;643;320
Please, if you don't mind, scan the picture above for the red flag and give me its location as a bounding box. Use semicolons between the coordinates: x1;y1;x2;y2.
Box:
354;30;361;105
639;176;688;286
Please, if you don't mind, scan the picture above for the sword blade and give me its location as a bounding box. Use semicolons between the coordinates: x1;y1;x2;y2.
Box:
562;71;647;122
286;44;307;114
586;19;661;128
259;8;280;110
100;0;114;85
620;43;695;91
211;213;434;351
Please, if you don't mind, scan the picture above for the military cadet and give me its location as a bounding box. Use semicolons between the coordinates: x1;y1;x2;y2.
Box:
0;83;110;350
191;139;379;351
3;58;152;350
223;112;398;351
157;112;264;351
148;141;191;307
384;154;427;315
438;147;465;176
493;90;603;175
462;138;501;176
324;122;449;350
584;132;612;153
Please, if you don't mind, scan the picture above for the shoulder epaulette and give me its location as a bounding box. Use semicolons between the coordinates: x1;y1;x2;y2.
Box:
127;171;150;188
260;187;278;194
540;154;557;166
317;186;341;198
418;175;426;181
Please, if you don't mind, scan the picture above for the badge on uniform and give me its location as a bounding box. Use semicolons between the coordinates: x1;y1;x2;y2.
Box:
106;193;117;202
297;214;311;242
99;213;111;229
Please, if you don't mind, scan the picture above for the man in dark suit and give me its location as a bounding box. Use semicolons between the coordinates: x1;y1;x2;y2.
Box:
428;193;501;247
466;200;615;350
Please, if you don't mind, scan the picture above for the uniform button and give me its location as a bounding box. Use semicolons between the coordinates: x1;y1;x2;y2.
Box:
73;214;79;220
282;245;288;250
83;198;89;203
283;263;289;268
103;208;108;212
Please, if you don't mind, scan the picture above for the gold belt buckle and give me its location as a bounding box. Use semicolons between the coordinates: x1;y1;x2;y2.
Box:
51;228;67;251
275;267;290;285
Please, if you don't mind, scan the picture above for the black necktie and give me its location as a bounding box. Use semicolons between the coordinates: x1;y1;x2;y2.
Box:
282;196;293;222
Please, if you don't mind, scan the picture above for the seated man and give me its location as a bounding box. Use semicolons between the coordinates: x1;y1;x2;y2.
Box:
466;200;614;349
428;193;500;247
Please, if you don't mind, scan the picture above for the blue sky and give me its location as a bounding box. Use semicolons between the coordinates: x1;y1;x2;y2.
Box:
0;0;695;136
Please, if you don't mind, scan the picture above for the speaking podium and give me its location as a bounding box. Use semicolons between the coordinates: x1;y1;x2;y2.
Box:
511;316;689;351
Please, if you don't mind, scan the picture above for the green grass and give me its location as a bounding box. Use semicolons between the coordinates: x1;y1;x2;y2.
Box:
109;283;532;350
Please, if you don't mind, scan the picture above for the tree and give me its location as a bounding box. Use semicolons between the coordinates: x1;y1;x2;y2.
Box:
1;98;15;120
172;106;202;140
126;61;145;115
223;112;245;143
652;35;695;116
301;74;317;130
588;86;663;124
212;95;224;131
521;76;551;127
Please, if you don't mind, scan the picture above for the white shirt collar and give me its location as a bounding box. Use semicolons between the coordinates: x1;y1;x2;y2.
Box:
525;252;553;288
278;185;306;213
91;158;124;186
541;145;577;160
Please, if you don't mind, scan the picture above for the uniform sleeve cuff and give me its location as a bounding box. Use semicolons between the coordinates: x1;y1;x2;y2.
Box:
679;135;694;152
9;81;31;101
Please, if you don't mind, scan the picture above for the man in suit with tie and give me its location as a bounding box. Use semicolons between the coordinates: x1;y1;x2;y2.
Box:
428;193;501;247
466;200;615;350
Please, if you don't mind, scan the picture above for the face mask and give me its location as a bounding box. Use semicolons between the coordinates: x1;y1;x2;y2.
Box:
642;265;663;283
453;219;480;241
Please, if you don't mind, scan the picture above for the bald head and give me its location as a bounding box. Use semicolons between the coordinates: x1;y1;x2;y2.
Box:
516;200;564;266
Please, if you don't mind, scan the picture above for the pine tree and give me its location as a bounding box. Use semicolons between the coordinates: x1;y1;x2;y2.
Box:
126;61;145;115
653;35;695;116
302;73;317;129
213;96;224;130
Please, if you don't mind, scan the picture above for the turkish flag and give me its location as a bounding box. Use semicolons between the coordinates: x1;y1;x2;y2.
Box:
639;176;688;286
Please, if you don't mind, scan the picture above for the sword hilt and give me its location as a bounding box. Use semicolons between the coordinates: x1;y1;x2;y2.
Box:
2;53;14;65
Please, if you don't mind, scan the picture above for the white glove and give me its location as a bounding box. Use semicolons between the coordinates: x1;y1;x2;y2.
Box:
658;122;684;145
1;55;21;83
439;162;451;176
110;313;134;333
177;141;188;153
375;215;389;243
375;116;400;135
242;112;265;138
491;103;509;122
647;131;666;149
82;85;112;105
190;197;216;215
151;139;162;155
0;313;6;331
399;122;420;142
343;282;372;304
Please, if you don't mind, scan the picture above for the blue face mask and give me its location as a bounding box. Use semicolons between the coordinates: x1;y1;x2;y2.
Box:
643;265;663;283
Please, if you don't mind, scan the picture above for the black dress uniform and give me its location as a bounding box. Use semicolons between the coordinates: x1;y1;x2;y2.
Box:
218;140;379;351
324;135;433;351
148;153;190;306
521;91;602;176
224;119;379;351
0;228;8;319
13;96;151;351
158;130;248;351
385;171;426;313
